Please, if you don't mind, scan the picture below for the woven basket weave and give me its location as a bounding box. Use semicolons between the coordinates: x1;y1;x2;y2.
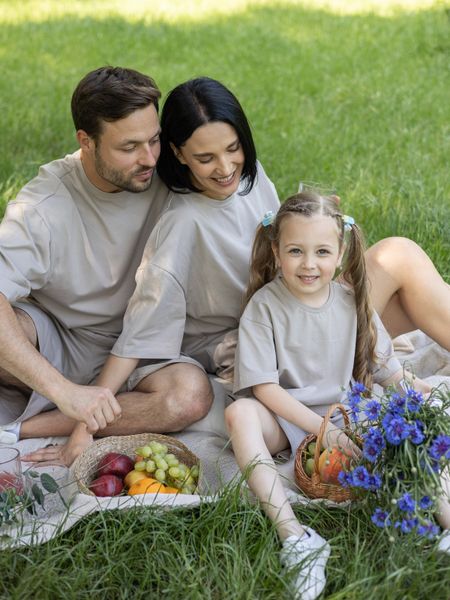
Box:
71;433;201;496
294;403;360;502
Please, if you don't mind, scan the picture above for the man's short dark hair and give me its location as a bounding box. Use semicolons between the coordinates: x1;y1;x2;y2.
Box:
71;66;161;141
157;77;257;195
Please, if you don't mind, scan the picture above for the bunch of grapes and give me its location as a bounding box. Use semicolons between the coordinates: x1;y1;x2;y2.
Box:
134;440;199;494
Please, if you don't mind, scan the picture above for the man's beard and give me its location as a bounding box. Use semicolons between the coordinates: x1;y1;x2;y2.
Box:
94;149;153;193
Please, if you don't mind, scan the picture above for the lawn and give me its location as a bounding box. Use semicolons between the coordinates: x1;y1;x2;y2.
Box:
0;0;449;598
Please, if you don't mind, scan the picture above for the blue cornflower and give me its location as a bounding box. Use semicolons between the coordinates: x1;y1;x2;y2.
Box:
364;400;382;421
419;496;433;510
364;427;386;449
405;389;424;413
382;413;410;445
338;471;353;488
351;466;372;489
428;434;450;460
417;521;440;539
371;508;391;528
362;443;381;463
368;473;382;491
352;382;366;394
398;493;415;513
408;420;425;445
388;393;406;415
395;517;418;534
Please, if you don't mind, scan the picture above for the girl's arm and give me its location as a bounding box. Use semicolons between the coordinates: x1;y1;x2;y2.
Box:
253;382;360;457
95;354;139;394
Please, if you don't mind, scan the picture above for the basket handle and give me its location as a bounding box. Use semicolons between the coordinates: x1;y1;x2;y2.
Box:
311;402;351;482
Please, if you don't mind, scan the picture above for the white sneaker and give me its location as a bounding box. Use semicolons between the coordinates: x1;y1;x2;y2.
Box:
437;530;450;554
280;527;330;600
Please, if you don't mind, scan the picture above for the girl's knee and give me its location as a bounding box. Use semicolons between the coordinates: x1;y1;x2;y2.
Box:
225;399;254;433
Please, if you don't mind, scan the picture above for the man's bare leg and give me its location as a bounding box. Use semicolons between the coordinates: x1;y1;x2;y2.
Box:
21;362;213;465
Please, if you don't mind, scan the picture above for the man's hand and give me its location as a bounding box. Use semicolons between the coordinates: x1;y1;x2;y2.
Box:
54;383;122;433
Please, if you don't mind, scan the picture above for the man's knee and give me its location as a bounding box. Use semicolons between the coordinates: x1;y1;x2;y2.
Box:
138;363;213;430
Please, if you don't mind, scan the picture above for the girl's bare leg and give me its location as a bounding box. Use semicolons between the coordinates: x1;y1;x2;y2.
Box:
225;397;304;541
365;237;450;350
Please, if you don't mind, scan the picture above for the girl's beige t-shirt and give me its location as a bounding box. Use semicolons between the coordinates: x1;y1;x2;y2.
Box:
234;276;401;415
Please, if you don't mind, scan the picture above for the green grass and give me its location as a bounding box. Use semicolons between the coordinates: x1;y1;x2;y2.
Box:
1;479;449;599
0;0;449;597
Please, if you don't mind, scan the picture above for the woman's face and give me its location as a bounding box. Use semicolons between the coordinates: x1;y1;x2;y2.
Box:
172;121;245;200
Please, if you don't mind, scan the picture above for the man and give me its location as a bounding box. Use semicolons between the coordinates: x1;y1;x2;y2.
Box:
0;66;212;460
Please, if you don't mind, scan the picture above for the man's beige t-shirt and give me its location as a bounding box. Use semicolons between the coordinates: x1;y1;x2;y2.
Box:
0;151;169;337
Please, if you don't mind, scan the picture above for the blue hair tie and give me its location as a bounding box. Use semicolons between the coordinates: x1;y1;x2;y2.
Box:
261;211;275;227
343;215;355;231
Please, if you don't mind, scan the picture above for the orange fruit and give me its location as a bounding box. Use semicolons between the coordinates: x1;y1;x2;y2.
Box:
163;486;180;494
128;477;166;495
124;469;148;488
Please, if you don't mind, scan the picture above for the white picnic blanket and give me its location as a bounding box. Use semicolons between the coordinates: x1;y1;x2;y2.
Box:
1;330;449;548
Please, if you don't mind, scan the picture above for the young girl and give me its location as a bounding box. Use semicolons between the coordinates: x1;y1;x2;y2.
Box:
227;192;446;600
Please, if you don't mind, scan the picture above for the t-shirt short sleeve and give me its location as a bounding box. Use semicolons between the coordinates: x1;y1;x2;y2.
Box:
371;311;402;384
0;203;51;302
233;300;279;394
111;263;186;359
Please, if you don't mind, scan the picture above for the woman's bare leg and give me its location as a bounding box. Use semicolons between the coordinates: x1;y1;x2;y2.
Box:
365;237;450;350
225;397;305;541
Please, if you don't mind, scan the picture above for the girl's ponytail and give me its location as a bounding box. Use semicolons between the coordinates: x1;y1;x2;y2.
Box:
243;220;277;308
341;223;377;389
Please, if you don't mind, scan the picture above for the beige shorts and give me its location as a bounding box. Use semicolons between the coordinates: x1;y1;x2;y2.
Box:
0;301;116;427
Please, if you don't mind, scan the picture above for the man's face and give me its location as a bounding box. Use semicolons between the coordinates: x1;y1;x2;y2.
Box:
83;104;161;193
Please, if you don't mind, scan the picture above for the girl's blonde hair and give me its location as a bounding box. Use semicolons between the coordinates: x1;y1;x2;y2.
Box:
244;191;377;389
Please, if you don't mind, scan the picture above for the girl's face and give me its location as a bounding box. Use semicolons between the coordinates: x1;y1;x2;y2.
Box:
272;213;344;307
172;121;245;200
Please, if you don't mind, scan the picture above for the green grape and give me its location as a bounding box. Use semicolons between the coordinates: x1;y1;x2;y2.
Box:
135;460;147;471
140;445;152;458
166;454;179;467
155;469;166;482
155;457;169;471
168;467;181;479
149;441;161;452
178;463;188;475
190;465;199;479
134;447;145;457
145;459;156;473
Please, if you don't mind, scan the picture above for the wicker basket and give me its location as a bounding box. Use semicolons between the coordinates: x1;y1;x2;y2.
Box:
71;433;201;496
294;403;360;502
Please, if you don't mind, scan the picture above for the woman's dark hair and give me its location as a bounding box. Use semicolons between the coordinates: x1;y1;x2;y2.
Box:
157;77;257;195
71;66;160;141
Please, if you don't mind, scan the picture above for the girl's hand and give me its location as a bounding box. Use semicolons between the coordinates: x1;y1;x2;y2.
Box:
323;426;361;461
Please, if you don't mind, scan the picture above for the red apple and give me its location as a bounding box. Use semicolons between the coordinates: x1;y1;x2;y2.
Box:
89;474;123;497
97;452;134;479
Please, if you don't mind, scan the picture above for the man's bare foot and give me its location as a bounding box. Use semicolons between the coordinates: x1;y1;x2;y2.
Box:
21;423;93;467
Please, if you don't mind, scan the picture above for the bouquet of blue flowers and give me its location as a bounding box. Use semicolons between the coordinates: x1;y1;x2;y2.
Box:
338;381;450;541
